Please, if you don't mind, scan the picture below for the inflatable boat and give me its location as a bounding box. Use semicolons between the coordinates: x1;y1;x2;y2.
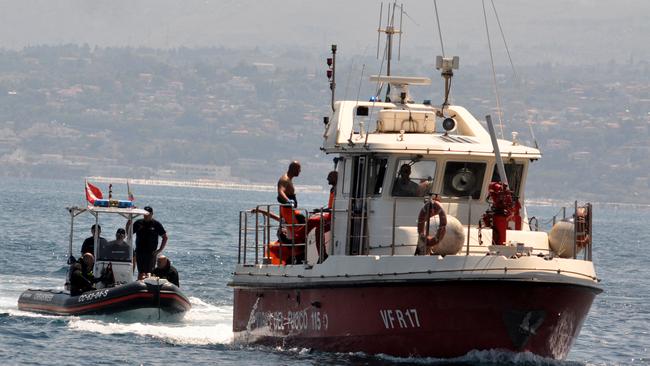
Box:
18;278;190;319
17;186;191;320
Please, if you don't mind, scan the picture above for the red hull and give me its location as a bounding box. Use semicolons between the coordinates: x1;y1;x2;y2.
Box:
232;281;599;359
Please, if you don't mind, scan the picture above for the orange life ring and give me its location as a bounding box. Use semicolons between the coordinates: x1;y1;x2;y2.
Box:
416;199;447;254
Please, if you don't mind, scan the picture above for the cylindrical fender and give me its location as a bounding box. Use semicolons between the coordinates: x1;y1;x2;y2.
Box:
417;199;447;254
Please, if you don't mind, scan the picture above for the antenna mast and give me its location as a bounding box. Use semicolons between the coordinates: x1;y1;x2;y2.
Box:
326;44;337;112
377;2;403;100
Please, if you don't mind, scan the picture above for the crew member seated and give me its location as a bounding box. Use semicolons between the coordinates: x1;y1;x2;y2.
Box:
69;253;96;296
392;164;431;197
152;255;180;287
80;224;109;255
100;228;131;261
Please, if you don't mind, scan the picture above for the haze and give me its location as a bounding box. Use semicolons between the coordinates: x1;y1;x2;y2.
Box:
0;0;647;65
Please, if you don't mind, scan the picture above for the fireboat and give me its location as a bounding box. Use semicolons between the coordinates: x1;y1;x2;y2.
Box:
229;13;600;359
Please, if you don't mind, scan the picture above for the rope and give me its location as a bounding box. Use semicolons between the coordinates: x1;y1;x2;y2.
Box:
482;0;505;139
433;0;446;57
490;0;540;150
349;64;367;144
490;0;518;81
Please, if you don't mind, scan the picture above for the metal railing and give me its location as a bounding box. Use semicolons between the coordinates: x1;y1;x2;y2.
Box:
237;203;331;266
528;201;593;261
236;199;594;265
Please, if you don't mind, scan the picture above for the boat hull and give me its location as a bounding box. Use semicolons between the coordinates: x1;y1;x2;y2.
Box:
18;280;191;319
232;280;600;359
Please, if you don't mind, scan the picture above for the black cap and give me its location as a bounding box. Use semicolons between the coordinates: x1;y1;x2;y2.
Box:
144;206;153;214
116;228;126;235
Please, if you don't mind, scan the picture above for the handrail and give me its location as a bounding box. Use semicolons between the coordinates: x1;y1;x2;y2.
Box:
236;201;594;265
238;203;325;265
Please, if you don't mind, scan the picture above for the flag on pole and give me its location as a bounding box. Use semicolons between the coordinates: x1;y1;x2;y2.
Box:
127;180;135;202
85;180;103;204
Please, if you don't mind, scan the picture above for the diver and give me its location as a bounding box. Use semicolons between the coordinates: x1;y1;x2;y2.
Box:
69;253;96;296
152;255;180;287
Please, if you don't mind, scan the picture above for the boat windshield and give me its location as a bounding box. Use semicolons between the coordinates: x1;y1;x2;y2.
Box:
391;159;436;197
98;239;132;262
442;161;486;199
491;162;524;197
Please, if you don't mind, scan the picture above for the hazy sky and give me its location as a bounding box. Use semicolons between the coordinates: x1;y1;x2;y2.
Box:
0;0;647;64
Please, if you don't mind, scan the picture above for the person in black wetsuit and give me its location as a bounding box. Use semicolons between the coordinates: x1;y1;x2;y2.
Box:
100;228;131;262
80;224;108;256
153;255;179;287
128;206;167;280
69;253;96;296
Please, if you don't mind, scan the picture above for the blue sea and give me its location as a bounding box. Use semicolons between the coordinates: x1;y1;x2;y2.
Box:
0;177;648;365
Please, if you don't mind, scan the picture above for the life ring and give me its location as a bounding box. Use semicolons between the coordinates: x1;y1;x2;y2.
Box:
416;199;447;255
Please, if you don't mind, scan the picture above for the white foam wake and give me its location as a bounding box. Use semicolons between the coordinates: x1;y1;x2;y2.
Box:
67;297;234;346
0;274;63;318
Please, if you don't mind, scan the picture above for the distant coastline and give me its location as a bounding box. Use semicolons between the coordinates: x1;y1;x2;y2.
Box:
88;176;326;193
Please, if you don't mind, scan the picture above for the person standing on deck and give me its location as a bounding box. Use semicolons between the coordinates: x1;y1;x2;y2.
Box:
326;170;338;210
277;161;302;208
127;206;167;280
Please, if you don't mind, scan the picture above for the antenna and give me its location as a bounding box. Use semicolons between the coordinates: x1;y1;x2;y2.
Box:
326;44;337;112
376;2;404;101
398;3;403;61
376;3;383;59
377;2;403;76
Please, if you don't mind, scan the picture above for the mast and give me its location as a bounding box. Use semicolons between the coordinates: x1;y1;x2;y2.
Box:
377;2;403;100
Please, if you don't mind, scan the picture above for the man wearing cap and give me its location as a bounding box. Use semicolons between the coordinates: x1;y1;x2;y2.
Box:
129;206;167;280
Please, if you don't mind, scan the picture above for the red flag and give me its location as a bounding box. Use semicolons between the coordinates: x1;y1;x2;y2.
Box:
85;180;103;204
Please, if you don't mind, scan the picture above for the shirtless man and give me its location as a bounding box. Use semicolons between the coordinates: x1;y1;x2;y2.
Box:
277;161;301;207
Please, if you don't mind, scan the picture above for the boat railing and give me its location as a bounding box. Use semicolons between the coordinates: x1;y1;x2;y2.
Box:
341;196;589;260
528;201;593;261
237;199;593;264
238;203;332;265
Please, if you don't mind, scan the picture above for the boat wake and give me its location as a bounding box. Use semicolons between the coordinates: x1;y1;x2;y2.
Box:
337;349;584;366
67;297;233;346
1;274;233;346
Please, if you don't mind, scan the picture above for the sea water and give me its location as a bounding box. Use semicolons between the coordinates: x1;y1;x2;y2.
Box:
0;177;648;365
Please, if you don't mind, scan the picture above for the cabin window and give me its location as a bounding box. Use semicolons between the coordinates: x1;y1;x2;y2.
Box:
369;157;388;195
491;162;524;197
442;161;486;199
391;159;437;197
342;158;351;196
